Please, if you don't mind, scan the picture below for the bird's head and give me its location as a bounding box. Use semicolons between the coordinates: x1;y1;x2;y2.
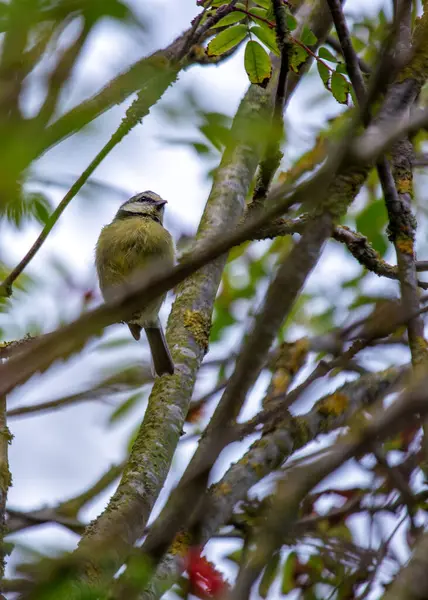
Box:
116;191;167;225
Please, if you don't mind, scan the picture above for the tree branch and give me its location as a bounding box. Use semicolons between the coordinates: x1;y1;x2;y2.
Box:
72;77;279;587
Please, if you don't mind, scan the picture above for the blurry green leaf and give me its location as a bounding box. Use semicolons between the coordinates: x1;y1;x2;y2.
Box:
355;199;388;256
225;548;242;564
281;551;298;594
4;190;53;227
259;552;280;598
331;71;349;104
290;44;308;72
286;13;298;31
30;192;52;226
206;24;248;56
250;25;279;55
109;392;143;424
301;26;317;46
328;523;353;542
336;62;347;74
211;11;245;28
199;112;232;151
96;337;134;350
192;142;212;155
248;6;268;19
210;304;236;343
318;47;338;63
317;61;330;87
342;273;364;289
352;36;365;53
244;40;272;86
254;0;270;7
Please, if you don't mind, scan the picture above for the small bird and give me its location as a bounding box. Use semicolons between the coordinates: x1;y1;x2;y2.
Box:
95;191;175;376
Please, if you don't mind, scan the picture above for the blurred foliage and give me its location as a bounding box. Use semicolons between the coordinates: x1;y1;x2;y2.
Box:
1;1;428;599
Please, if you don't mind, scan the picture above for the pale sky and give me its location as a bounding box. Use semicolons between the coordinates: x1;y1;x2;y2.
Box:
1;0;412;597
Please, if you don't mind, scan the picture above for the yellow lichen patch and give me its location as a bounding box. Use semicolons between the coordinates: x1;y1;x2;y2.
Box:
411;336;428;366
271;370;291;396
396;237;414;256
216;481;232;496
275;338;309;376
396;178;413;195
183;309;210;353
170;531;191;557
318;392;349;416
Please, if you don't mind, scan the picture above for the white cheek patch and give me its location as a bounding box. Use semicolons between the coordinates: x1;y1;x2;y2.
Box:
123;201;152;214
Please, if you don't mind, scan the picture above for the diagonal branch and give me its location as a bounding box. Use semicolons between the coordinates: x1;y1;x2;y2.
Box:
72;77;279;588
0;62;179;299
140;366;407;600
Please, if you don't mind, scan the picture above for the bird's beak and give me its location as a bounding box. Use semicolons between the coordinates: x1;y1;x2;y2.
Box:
155;199;168;207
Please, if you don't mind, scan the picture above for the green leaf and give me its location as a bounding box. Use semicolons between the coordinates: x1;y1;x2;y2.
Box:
206;24;248;56
331;71;349;104
301;25;317;46
355;199;389;256
211;11;245;28
286;13;298;31
317;61;330;87
29;193;52;226
244;40;272;86
290;44;308;72
255;0;270;7
225;548;243;564
259;552;280;598
248;6;268;19
318;46;338;63
336;62;347;74
109;392;143;424
351;36;365;53
250;25;279;55
192;142;212;155
281;551;298;594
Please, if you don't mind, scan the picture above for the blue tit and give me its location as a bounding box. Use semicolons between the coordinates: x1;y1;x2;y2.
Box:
95;191;175;376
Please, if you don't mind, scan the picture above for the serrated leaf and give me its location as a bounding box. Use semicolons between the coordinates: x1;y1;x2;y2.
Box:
281;551;298;594
206;24;248;56
250;25;279;55
301;25;317;46
244;40;272;86
318;46;338;63
211;11;245;28
259;552;280;598
331;71;349;104
317;60;330;87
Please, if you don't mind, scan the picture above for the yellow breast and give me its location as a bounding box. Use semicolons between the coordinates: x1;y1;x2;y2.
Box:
95;216;175;297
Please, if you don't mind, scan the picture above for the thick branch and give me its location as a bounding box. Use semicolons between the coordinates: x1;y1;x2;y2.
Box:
73;78;278;587
140;366;406;599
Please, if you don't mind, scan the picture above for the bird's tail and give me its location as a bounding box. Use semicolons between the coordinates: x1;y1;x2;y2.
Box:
145;324;174;376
